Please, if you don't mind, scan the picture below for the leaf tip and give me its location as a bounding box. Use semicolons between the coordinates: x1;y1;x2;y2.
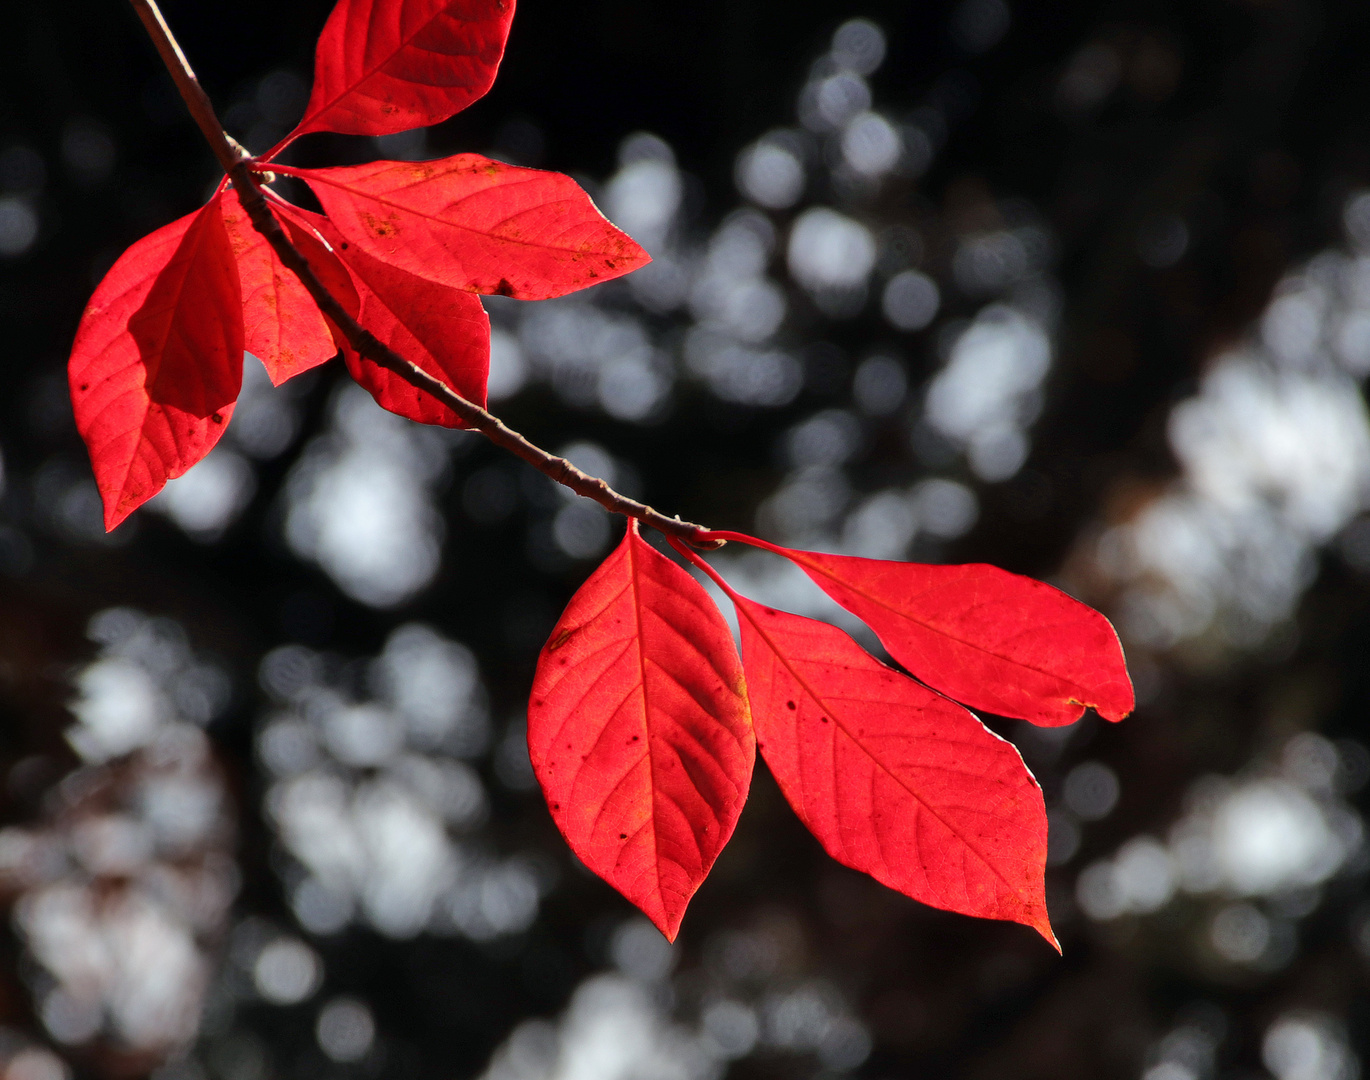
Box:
629;894;685;944
104;486;150;533
1038;916;1063;955
1019;901;1060;953
1081;675;1137;724
104;502;132;533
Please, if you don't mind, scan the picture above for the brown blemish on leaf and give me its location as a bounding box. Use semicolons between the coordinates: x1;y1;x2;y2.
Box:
493;278;516;297
211;413;224;424
360;212;398;239
548;627;576;651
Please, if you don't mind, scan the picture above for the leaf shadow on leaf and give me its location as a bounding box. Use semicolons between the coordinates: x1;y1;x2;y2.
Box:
126;215;242;421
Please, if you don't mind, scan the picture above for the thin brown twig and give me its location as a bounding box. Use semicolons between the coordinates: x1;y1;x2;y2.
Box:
125;0;724;550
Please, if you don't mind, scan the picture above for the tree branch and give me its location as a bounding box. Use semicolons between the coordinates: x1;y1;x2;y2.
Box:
125;0;724;550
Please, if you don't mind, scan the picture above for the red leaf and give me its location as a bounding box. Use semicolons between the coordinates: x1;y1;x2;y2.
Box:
280;204;489;425
69;196;244;531
221;189;338;385
709;533;1133;727
528;521;753;940
679;545;1053;945
289;0;516;141
280;155;650;301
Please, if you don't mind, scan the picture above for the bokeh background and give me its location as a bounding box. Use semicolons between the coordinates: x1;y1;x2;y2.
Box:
3;0;1370;1077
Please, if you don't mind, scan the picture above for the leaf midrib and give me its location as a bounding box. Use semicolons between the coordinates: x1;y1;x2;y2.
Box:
305;167;605;258
627;531;669;917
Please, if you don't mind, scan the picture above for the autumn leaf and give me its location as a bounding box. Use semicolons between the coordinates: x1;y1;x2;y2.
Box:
528;521;753;940
280;204;489;425
286;0;516;142
69;194;243;530
221;189;340;385
278;155;651;301
706;533;1134;727
676;541;1055;946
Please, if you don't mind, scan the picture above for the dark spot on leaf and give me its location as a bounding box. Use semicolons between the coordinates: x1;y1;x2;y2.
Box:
548;627;575;651
786;701;796;710
79;384;89;391
494;278;516;297
820;716;829;723
211;413;224;424
360;211;397;238
619;833;627;839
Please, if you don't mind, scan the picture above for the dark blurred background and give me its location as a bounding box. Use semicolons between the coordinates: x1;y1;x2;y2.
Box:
3;0;1370;1078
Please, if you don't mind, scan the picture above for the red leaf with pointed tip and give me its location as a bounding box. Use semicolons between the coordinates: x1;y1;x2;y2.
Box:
69;196;243;531
710;534;1133;727
528;522;753;940
289;0;515;140
723;585;1054;946
283;155;650;301
221;190;338;385
280;204;489;425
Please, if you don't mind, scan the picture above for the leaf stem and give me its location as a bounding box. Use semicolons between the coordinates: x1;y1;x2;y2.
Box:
127;0;246;175
667;536;739;600
124;0;723;550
